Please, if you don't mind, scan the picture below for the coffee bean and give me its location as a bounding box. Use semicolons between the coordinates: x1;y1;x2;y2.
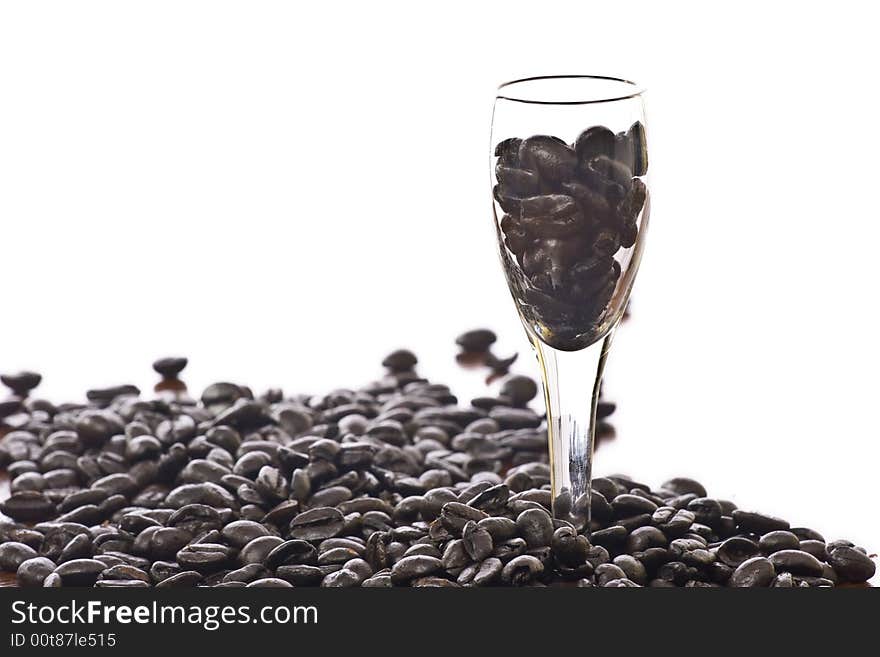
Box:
176;543;231;573
1;371;42;396
152;357;188;379
590;525;627;549
516;508;554;547
42;572;62;587
165;482;236;508
155;571;202;588
53;559;106;586
0;542;39;571
382;350;417;373
613;555;647;585
455;329;497;353
827;546;876;583
58;533;93;563
686;498;722;526
611;494;657;518
288;507;344;541
759;530;800;554
440;502;488;534
661;477;707;498
100;564;150;583
501;554;544;586
626;526;667;552
730;558;778;588
767;550;824;577
717;536;760;568
732;510;790;534
0;491;56;522
391;555;443;584
17;557;57;587
790;527;825;542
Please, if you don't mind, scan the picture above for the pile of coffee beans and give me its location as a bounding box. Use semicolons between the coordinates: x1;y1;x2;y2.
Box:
0;351;875;587
493;123;648;350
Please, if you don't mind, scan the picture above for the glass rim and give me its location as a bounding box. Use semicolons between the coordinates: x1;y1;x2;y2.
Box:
496;75;645;106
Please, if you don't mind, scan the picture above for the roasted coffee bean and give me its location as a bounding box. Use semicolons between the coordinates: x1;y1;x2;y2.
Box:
152;357;188;379
518;136;577;183
17;557;57;587
0;542;39;571
612;494;657;518
790;527;825;542
798;539;828;562
501;554;544;586
686;498;722;526
455;329;497;353
2;371;42;396
613;555;647;585
440;502;488;534
827;546;876;583
42;572;62;588
0;491;56;522
729;556;776;587
732;510;789;534
288;507;344;541
382;350;417;373
58;533;93;563
499;376;538;407
590;525;627;549
155;571;202;588
53;559;106;586
100;564;150;583
516;508;554;547
661;477;707;498
716;536;760;568
759;530;800;554
626;526;667;552
176;543;232;573
95;579;150;588
767;550;824;577
391;555;443;584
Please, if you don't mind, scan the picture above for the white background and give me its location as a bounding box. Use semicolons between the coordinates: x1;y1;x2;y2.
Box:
1;2;878;558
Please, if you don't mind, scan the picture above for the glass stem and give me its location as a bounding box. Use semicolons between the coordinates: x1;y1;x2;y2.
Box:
531;329;615;529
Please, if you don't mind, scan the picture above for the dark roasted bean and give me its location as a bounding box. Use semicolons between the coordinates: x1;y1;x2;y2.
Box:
501;554;543;586
288;507;344;541
265;540;317;569
612;494;657;517
155;571;202;588
729;556;776;587
390;555;442;584
827;546;876;583
716;537;760;568
53;559;106;586
176;543;232;573
661;477;707;498
759;530;800;554
0;542;39;571
0;491;56;522
626;526;667;552
767;549;824;576
516;508;554;547
17;557;57;587
686;498;722;526
440;502;488;534
222;520;271;548
732;510;789;534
